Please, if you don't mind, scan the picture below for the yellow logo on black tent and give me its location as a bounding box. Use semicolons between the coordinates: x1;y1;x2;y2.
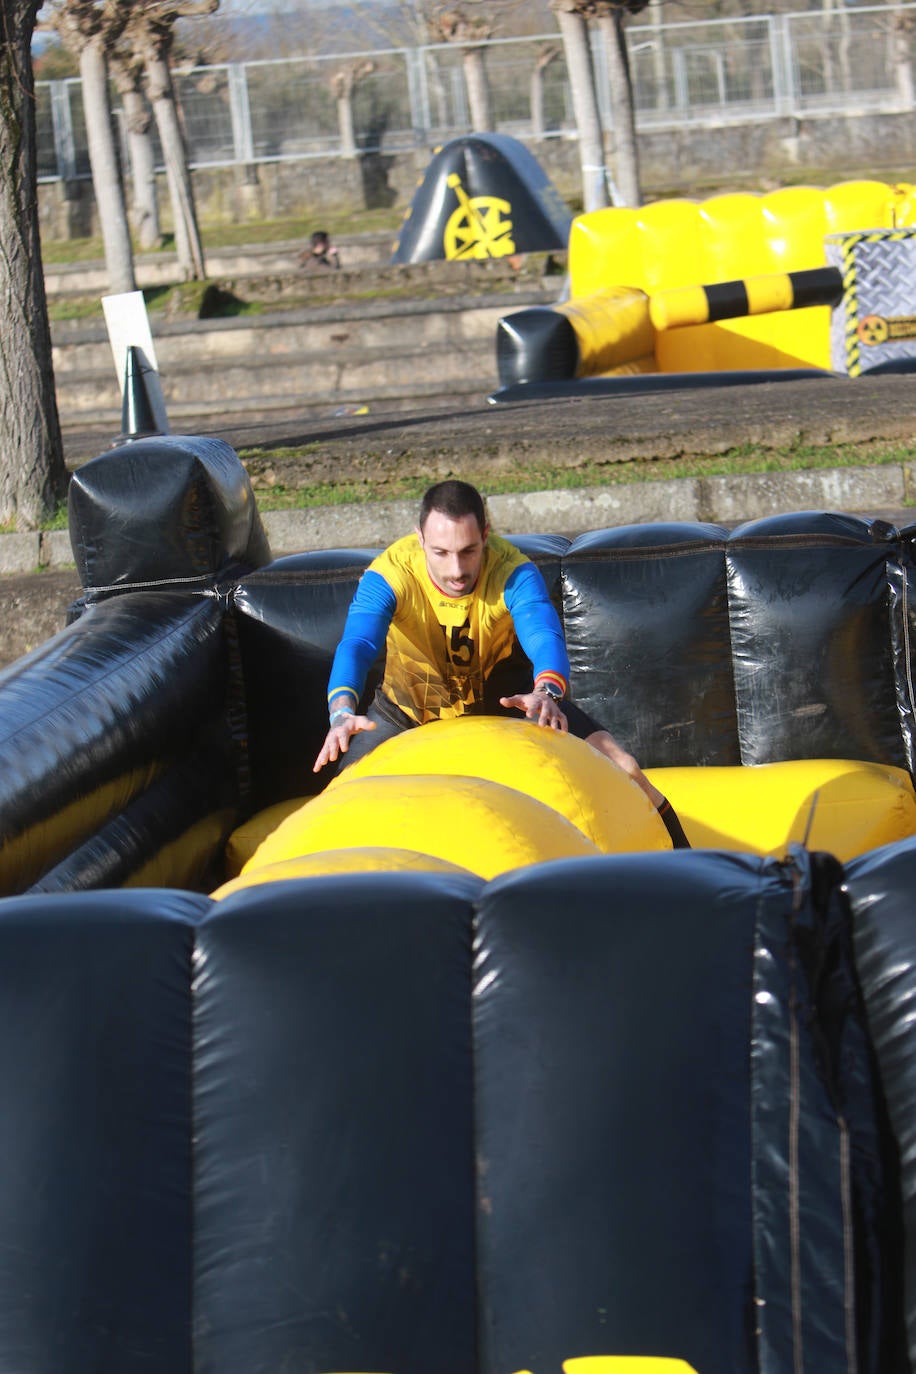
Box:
444;173;517;260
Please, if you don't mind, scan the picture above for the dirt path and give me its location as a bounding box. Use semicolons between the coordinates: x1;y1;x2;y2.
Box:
6;368;913;672
63;372;916;486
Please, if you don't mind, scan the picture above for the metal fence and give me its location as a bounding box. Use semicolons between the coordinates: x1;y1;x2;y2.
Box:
35;3;916;182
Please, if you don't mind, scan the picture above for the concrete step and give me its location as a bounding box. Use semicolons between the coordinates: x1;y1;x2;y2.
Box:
43;232;396;295
51;289;551;372
51;286;555;426
55;340;499;421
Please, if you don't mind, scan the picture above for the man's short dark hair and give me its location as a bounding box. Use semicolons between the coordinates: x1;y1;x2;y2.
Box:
419;480;487;534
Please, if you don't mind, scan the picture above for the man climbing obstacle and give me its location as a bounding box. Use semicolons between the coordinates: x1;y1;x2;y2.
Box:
313;479;689;847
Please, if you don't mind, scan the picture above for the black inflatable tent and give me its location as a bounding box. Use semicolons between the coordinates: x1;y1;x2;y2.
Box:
390;132;572;263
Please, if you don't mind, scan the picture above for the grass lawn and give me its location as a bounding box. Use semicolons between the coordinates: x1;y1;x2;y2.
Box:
243;439;916;513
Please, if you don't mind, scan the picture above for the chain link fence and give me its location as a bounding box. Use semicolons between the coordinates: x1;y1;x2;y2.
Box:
36;3;916;183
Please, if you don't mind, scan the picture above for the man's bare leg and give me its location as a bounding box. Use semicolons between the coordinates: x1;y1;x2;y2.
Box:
586;729;691;848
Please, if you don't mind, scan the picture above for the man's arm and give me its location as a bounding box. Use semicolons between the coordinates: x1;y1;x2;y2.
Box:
500;561;571;730
313;571;396;771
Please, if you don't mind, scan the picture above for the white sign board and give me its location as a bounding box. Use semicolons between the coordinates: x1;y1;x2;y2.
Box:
101;290;170;434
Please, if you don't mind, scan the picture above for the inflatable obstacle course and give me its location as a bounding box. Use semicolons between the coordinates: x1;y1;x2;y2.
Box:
495;179;916;390
0;440;916;1367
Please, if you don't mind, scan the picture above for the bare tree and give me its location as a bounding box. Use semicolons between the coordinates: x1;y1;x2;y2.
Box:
44;0;137;293
0;0;69;527
434;8;494;132
595;1;648;207
530;42;560;138
111;49;162;250
550;0;647;210
550;0;609;211
331;58;375;158
125;0;216;282
891;6;915;109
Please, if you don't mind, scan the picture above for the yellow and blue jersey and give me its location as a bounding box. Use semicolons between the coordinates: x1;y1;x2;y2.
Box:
328;532;569;725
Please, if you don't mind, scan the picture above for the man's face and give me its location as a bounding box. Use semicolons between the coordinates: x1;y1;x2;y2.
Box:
417;510;487;597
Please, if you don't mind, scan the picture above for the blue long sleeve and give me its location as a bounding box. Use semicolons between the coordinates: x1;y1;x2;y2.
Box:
327;569;396;705
504;562;570;685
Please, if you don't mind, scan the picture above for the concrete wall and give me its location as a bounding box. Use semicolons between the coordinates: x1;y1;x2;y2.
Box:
38;107;915;241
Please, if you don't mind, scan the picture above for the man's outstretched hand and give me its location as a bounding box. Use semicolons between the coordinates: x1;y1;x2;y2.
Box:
499;693;568;732
313;714;376;771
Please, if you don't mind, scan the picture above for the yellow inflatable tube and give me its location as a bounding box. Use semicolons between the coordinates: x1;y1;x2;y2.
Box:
241;773;603;882
555;287;655;377
514;1359;699;1374
648;267;842;333
645;758;916;861
212;846;476;899
332;717;670;855
221;719;672;891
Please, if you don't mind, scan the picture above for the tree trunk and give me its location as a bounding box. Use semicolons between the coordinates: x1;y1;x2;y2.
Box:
531;46;559;139
462;47;492;132
118;75;161;250
80;37;137;294
553;6;609;212
598;10;641;207
0;0;68;529
648;3;668;113
892;11;914;109
336;92;357;157
146;54;206;280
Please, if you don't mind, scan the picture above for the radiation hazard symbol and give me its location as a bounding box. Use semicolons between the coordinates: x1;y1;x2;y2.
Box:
858;313;916;345
859;315;889;345
444;173;517;260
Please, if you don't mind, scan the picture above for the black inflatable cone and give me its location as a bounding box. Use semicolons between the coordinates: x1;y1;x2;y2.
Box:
391;133;572;263
119;345;165;441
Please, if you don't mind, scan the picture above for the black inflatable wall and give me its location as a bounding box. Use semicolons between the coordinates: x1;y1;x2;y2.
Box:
0;592;238;895
229;512;916;806
9;437;916;891
844;837;916;1371
68;434;270;600
0;437;270;895
561;511;914;771
0;850;908;1372
230;549;379;811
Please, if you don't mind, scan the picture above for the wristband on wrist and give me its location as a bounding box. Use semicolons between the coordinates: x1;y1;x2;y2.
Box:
329;707;355;728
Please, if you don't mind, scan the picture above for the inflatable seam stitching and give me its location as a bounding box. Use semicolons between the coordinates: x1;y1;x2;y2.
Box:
900;569;916;751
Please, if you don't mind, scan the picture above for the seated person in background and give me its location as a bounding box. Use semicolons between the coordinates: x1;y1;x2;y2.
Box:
299;229;340;269
313;479;690;848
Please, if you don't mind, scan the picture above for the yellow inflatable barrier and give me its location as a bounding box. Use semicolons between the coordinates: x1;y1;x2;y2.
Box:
648;267;842;333
645;758;916;860
513;1359;700;1374
212;846;475;899
568;179;916;372
332;717;670;855
224;796;310;877
242;773;603;881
